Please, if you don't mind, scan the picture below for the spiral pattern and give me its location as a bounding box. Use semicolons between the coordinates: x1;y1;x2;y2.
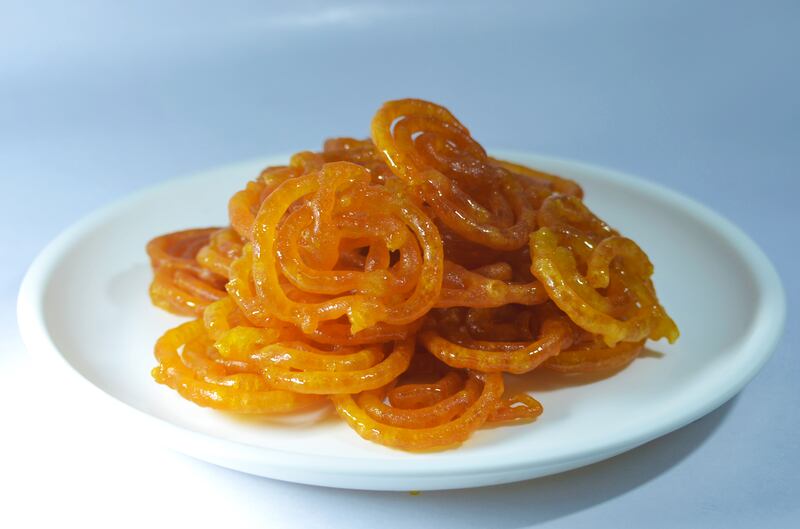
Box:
147;98;678;451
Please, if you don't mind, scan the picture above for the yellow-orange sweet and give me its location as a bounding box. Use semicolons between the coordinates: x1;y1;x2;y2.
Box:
147;98;678;451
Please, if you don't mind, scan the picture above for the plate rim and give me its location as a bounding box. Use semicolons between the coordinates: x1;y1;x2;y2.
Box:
17;151;787;489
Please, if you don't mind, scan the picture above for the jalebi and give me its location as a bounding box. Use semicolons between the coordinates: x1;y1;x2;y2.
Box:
147;98;678;451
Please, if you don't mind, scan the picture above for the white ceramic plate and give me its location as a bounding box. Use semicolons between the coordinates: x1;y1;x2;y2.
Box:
18;152;785;491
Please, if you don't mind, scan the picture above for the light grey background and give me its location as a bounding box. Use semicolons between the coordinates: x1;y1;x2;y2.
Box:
1;1;797;527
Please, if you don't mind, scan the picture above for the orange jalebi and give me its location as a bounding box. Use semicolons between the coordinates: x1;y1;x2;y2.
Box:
146;228;228;316
147;98;678;451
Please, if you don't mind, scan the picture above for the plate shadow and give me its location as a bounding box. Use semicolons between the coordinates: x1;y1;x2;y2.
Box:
176;396;737;528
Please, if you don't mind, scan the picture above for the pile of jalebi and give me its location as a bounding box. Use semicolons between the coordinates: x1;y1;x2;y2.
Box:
147;99;679;451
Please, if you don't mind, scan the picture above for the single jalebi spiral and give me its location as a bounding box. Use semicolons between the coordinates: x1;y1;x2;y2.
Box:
147;98;678;451
530;194;679;346
146;228;228;316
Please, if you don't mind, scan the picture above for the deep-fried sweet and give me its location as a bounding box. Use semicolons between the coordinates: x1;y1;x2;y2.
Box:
147;98;678;451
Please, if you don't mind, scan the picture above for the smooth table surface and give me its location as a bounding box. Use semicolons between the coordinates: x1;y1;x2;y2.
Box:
1;1;798;527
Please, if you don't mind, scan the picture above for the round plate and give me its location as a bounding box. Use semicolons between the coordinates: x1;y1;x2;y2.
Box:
17;152;785;491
